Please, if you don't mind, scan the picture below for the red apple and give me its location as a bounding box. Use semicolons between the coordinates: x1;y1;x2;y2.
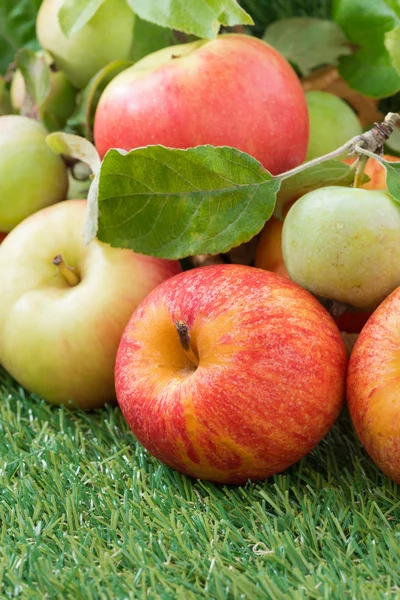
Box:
347;287;400;483
115;265;347;484
0;200;181;408
94;34;309;174
0;233;6;243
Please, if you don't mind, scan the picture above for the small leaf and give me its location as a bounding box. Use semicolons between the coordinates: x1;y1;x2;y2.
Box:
333;0;400;98
46;132;101;174
385;25;400;76
91;145;280;259
58;0;106;38
274;159;358;219
125;0;253;39
67;60;132;139
263;17;351;77
15;49;51;115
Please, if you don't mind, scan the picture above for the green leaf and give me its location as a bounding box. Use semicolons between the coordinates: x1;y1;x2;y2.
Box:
125;0;253;39
263;18;351;77
58;0;106;38
67;60;132;139
274;159;358;219
15;49;51;111
46;132;101;174
0;0;41;74
130;17;178;63
385;25;400;76
0;77;12;116
333;0;400;98
90;145;279;259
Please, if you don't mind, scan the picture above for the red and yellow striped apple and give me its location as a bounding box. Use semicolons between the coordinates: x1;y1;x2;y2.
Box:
94;34;309;174
0;200;181;408
347;287;400;483
115;265;347;484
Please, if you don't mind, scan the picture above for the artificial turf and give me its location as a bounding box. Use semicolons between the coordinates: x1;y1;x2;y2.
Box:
1;365;400;600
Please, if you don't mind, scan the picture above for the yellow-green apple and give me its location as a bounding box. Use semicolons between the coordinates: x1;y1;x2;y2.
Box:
0;115;68;232
347;286;400;483
255;210;372;333
94;34;309;174
115;264;347;484
36;0;135;89
0;200;181;408
282;186;400;310
305;91;362;161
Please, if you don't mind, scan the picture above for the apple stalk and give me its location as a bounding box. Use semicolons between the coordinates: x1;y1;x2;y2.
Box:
175;321;199;367
52;254;80;286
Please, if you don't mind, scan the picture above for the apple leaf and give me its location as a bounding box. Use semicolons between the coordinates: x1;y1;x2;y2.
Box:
87;145;280;258
66;60;132;140
263;18;351;77
0;77;12;116
15;49;51;113
46;132;101;175
274;159;358;219
125;0;253;39
0;0;41;74
380;156;400;201
385;25;400;76
333;0;400;98
58;0;106;38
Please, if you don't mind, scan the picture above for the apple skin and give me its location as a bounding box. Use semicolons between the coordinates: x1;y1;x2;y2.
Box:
115;265;347;484
36;0;135;89
0;233;6;243
0;115;68;232
347;287;400;483
305;91;362;161
0;200;181;408
94;34;309;174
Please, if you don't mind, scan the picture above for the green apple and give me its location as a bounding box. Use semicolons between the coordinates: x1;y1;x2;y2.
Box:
0;199;182;408
0;115;68;232
11;65;77;131
282;186;400;309
36;0;135;89
305;91;363;161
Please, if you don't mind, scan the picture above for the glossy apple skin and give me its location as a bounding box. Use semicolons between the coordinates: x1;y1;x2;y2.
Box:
347;287;400;483
36;0;135;89
0;200;181;408
0;116;68;231
282;186;400;310
115;265;347;484
305;91;362;161
94;34;309;174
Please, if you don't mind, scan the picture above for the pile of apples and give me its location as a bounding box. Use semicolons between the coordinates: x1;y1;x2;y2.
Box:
1;0;400;486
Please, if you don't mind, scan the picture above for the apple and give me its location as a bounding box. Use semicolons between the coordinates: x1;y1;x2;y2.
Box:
94;34;309;174
0;115;68;232
11;64;77;131
36;0;135;89
347;286;400;483
115;264;347;484
0;233;6;243
0;200;181;408
305;91;363;161
282;186;400;310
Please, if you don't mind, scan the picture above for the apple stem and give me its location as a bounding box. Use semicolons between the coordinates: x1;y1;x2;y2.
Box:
353;154;368;188
175;321;199;367
279;112;399;182
52;254;80;286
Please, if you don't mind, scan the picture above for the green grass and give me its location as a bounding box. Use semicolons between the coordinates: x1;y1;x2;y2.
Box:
1;366;400;599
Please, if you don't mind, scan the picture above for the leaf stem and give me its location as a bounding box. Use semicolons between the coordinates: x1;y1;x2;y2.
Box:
278;112;399;182
353;155;368;188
